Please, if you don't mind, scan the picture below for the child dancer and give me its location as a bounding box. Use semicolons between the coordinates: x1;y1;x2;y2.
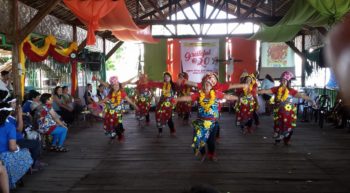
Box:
259;71;315;145
176;73;238;161
148;72;176;137
235;74;258;134
99;76;138;142
134;74;153;126
175;72;193;124
179;72;247;139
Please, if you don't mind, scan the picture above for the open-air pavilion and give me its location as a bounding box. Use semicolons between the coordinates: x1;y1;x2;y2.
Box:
0;1;350;193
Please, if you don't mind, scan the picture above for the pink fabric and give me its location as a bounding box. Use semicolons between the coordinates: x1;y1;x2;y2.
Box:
64;0;157;44
112;26;159;43
109;76;119;85
64;0;118;45
280;71;294;81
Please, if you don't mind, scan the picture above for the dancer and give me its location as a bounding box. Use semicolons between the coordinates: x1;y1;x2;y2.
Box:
258;71;315;145
134;73;153;126
179;72;247;139
235;73;258;134
175;72;193;124
98;76;138;142
148;72;176;137
176;73;238;161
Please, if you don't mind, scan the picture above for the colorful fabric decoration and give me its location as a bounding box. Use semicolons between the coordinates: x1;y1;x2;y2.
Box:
20;35;78;97
64;0;157;45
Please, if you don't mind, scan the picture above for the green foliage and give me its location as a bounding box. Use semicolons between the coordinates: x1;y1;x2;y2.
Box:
114;45;125;61
106;60;115;71
0;56;11;64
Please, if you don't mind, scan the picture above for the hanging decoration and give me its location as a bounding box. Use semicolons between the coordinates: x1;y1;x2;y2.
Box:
64;0;157;45
19;35;78;97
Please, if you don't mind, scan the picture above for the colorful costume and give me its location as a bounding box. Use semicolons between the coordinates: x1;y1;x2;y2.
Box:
176;84;192;119
270;71;298;144
103;90;127;138
148;79;176;134
270;87;298;143
235;74;258;132
190;90;224;157
135;83;152;121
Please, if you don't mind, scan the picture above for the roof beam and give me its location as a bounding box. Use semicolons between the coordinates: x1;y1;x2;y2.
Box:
136;17;282;25
186;0;200;19
240;0;264;19
106;41;124;61
226;0;269;17
153;33;253;39
207;0;223;19
146;0;166;19
275;0;291;13
140;0;181;19
177;2;198;35
19;0;62;42
78;38;87;53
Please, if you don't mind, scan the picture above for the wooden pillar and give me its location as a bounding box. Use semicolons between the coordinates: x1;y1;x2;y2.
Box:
73;25;77;42
301;34;306;87
11;0;21;100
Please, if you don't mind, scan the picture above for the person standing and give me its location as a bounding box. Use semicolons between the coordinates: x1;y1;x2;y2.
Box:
98;76;138;142
176;73;238;161
258;71;315;145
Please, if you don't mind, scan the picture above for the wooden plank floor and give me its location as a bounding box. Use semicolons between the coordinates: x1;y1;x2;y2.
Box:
14;112;350;193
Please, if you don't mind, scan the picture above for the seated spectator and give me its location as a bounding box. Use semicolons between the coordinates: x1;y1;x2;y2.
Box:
62;86;83;115
84;84;103;117
38;93;69;152
0;162;9;193
22;90;41;116
52;86;74;124
97;84;106;101
7;97;43;170
0;101;33;189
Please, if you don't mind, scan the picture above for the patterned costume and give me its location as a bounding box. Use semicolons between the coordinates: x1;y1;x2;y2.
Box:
235;74;258;132
103;90;127;138
190;90;224;157
270;71;298;144
135;83;152;121
176;84;192;118
148;79;176;132
271;86;298;143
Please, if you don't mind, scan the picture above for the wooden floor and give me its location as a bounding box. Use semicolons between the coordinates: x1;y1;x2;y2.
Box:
14;112;350;193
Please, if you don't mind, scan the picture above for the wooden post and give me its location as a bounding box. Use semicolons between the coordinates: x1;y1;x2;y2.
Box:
301;35;306;87
73;25;77;42
11;0;21;100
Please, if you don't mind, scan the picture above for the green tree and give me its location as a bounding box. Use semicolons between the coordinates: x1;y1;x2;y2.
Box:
106;60;115;71
0;56;11;64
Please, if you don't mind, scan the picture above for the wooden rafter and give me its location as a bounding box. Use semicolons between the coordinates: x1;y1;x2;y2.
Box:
106;41;124;61
207;0;223;19
19;0;62;42
240;0;264;19
137;16;282;25
204;1;226;35
236;0;241;17
177;2;198;35
186;0;200;19
78;38;87;53
275;0;291;13
226;0;269;17
146;0;166;19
